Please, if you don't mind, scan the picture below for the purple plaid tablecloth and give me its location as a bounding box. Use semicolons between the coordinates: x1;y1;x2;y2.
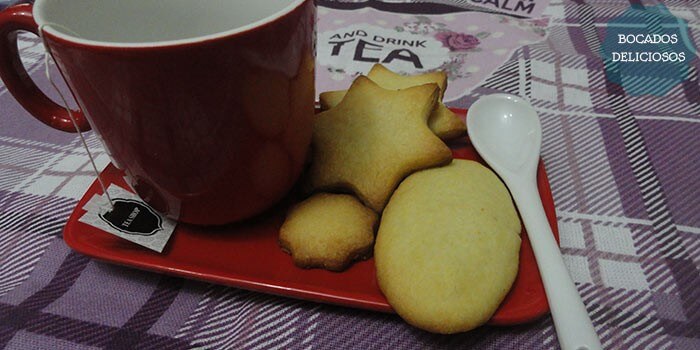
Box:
1;1;699;349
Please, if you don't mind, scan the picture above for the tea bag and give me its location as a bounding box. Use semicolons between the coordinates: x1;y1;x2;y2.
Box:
39;25;177;253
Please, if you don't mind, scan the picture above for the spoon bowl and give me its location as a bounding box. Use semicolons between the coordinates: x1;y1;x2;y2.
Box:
467;94;541;175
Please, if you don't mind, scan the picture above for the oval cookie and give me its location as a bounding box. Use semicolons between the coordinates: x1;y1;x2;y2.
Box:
374;159;521;334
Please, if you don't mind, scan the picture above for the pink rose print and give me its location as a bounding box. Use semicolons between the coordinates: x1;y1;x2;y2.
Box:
435;31;480;51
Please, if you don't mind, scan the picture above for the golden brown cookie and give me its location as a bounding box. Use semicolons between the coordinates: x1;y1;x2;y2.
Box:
368;64;447;99
309;76;452;212
429;103;468;140
279;193;378;271
318;64;467;140
318;90;345;111
375;159;522;334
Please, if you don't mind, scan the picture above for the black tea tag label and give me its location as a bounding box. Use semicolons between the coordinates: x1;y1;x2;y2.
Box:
99;199;163;236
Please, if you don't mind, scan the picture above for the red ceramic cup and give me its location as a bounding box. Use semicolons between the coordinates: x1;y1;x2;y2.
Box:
0;1;316;225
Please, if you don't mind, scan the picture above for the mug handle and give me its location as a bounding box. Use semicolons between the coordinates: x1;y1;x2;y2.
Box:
0;3;90;132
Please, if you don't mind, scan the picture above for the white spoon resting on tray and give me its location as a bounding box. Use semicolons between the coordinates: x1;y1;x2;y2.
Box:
467;94;602;350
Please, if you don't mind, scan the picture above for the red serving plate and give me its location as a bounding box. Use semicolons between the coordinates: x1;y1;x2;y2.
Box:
63;108;559;326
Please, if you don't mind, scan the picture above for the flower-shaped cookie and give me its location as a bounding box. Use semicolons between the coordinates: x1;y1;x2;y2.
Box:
279;193;377;271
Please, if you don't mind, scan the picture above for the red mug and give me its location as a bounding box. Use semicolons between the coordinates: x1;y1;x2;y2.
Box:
0;1;316;225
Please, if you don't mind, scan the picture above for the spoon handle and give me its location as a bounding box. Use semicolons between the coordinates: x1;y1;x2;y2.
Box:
509;178;602;350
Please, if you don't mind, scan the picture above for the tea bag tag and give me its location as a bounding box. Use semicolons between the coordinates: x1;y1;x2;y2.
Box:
79;184;177;253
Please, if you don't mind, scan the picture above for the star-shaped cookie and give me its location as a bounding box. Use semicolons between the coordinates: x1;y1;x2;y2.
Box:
309;76;453;212
318;64;467;140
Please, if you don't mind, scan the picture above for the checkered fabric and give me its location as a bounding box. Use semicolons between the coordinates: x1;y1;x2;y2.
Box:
1;1;698;349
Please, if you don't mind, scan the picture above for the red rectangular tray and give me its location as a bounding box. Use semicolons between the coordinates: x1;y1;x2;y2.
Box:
63;108;559;326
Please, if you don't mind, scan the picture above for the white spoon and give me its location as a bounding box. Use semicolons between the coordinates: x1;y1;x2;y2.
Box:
467;94;602;350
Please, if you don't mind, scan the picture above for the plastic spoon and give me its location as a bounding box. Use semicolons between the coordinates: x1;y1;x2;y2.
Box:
467;94;602;350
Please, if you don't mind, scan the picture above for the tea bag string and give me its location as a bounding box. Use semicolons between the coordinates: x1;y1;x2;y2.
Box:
38;25;114;209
